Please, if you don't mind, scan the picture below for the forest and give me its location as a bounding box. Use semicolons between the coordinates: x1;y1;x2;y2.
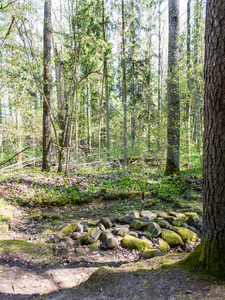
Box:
0;0;225;299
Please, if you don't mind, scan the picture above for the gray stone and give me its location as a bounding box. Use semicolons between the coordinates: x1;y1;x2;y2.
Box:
143;222;161;237
129;211;140;218
158;219;170;229
113;227;129;236
129;231;139;238
75;224;84;234
107;237;119;249
99;217;113;229
140;211;157;220
164;216;175;224
83;225;90;232
71;232;82;240
98;223;105;231
64;237;74;247
91;228;102;240
55;247;68;256
100;231;114;242
118;215;135;224
187;215;200;227
181;243;192;253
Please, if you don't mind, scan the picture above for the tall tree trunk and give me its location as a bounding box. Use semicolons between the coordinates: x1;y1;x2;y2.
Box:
102;0;110;160
165;0;180;176
157;0;162;150
130;0;135;148
87;80;92;153
193;0;202;154
122;0;127;166
183;0;225;277
16;105;22;168
42;0;52;171
187;0;191;168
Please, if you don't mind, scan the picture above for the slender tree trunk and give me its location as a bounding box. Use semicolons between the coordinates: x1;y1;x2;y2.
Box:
87;80;92;153
157;0;162;150
98;78;104;158
165;0;180;176
16;105;22;168
102;0;110;161
42;0;52;171
122;0;127;166
184;0;225;277
130;0;135;149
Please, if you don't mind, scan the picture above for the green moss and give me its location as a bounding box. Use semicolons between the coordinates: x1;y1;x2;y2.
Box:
172;220;182;227
160;229;183;247
181;240;225;279
140;249;163;259
0;240;53;261
130;220;146;230
51;220;63;225
158;238;170;252
164;159;180;176
184;212;199;218
121;235;151;251
60;223;77;239
172;227;197;243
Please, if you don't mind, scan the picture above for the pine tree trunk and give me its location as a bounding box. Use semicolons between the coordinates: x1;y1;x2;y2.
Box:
42;0;52;171
165;0;180;176
183;0;225;278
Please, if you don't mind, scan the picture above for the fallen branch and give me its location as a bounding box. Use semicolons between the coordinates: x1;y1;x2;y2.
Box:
0;147;30;168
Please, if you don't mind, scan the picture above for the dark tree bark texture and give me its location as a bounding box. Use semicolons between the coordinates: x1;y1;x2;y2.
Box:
165;0;180;176
42;0;52;171
183;0;225;278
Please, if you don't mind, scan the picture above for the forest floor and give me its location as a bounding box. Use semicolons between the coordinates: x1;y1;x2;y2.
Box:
0;167;225;299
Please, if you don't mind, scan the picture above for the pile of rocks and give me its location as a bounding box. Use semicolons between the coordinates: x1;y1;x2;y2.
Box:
48;210;201;259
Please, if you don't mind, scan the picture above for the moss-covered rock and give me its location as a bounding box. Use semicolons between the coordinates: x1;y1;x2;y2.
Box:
52;220;64;226
130;220;146;230
140;249;163;259
143;222;161;237
77;228;102;245
152;211;168;218
89;240;101;250
160;229;183;247
118;215;135;225
157;219;170;229
30;208;42;221
121;235;151;251
172;220;183;227
60;223;77;239
184;212;199;218
140;211;157;220
129;211;140;218
172;226;197;243
157;238;170;252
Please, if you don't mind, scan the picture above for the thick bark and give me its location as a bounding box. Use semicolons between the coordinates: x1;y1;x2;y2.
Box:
183;0;225;278
165;0;180;176
122;0;127;166
42;0;52;171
